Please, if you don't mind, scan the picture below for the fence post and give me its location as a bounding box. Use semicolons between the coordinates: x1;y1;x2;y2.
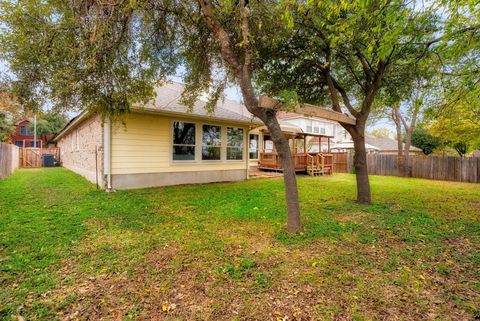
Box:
0;143;20;179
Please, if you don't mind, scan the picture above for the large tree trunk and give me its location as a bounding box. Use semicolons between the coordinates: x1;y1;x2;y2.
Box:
198;0;303;233
238;77;303;233
261;111;303;233
350;127;372;204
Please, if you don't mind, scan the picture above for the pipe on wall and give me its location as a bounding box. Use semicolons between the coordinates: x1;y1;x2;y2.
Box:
103;118;112;190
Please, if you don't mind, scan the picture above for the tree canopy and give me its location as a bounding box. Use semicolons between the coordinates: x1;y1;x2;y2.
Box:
0;0;478;229
411;127;442;155
30;112;69;138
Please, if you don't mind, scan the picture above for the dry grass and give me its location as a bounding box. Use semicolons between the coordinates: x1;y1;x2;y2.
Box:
0;168;479;320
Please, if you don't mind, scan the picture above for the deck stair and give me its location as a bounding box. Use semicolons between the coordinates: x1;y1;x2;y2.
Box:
307;154;323;176
307;165;324;176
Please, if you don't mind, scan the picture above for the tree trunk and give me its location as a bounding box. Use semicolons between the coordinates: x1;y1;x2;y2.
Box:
239;84;303;233
403;130;413;177
350;127;372;204
392;106;405;177
261;112;303;233
198;0;303;233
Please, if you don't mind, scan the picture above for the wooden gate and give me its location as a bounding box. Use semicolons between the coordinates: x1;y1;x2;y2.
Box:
332;152;349;173
20;147;60;168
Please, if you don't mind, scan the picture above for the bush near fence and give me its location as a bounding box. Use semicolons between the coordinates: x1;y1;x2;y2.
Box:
350;153;480;183
0;143;20;179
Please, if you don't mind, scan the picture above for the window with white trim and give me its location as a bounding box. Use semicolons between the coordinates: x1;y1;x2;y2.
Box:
20;126;30;136
172;121;196;160
202;124;221;160
226;127;244;160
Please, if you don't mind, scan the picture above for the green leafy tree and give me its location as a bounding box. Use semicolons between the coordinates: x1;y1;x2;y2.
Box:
429;101;480;152
0;110;14;142
388;75;439;176
0;82;30;123
368;128;392;139
420;0;479;156
0;0;304;232
453;141;469;157
411;127;442;155
255;0;441;203
29;112;69;138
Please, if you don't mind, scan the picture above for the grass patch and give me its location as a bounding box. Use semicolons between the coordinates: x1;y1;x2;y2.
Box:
0;168;479;320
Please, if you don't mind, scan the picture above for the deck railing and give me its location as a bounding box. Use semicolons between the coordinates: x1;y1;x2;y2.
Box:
259;152;334;173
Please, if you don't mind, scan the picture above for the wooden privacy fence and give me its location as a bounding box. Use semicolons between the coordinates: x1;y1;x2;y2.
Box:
362;154;480;183
0;143;20;179
332;152;349;173
19;147;60;168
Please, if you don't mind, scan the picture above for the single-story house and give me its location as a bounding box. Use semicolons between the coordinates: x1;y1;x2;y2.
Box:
331;136;422;155
365;136;422;155
54;82;262;190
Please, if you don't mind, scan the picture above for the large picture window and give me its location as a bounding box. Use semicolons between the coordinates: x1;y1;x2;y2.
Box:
173;121;196;160
202;125;221;160
249;134;259;159
227;127;244;160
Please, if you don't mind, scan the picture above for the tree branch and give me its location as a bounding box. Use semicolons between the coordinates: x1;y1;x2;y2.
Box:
197;0;241;71
329;76;360;118
338;53;366;92
239;0;252;68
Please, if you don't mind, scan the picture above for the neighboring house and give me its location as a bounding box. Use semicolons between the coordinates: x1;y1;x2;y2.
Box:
10;120;45;148
331;136;422;154
331;140;380;154
271;112;422;155
246;111;341;171
365;136;422;155
277;111;349;146
53;82;262;189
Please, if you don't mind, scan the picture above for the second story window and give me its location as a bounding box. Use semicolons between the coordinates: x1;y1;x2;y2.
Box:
202;125;221;160
20;126;30;136
172;121;196;160
306;125;312;133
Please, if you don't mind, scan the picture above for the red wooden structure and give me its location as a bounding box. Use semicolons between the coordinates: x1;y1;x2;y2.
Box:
10;120;46;148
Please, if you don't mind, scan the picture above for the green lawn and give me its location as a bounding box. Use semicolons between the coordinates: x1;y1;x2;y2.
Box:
0;168;479;320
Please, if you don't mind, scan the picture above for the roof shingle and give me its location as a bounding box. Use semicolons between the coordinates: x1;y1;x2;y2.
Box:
138;82;261;125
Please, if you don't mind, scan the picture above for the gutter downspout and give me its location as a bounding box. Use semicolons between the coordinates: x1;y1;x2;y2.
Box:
103;118;113;191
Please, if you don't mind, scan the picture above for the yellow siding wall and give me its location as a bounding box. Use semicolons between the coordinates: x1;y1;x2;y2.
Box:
111;113;249;175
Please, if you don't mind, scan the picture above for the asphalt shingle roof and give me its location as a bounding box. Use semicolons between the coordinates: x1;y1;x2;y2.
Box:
365;136;421;152
138;82;261;125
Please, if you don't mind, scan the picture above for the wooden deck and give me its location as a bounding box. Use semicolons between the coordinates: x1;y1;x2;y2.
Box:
258;152;334;176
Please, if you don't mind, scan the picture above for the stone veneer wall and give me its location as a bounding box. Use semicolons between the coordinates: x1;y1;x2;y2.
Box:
57;115;104;186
